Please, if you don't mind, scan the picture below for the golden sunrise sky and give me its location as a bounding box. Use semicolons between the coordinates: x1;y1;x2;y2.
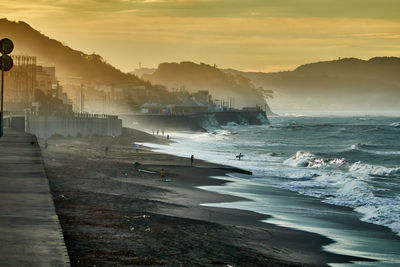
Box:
1;0;400;72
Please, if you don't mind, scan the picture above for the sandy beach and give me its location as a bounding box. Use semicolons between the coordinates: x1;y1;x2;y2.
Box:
40;128;364;266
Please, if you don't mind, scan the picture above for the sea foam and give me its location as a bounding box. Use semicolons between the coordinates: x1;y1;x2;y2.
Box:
349;161;400;177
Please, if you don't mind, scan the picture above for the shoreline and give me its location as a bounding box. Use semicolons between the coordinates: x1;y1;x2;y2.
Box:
40;129;367;266
152;133;400;266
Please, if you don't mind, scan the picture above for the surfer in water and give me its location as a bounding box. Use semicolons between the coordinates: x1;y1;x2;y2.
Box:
237;153;243;160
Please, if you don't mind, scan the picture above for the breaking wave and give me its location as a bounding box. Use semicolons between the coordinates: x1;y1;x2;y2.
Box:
284;151;346;168
349;161;400;177
280;151;400;235
346;143;400;155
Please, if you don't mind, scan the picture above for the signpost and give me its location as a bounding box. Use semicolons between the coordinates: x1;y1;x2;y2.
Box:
0;38;14;137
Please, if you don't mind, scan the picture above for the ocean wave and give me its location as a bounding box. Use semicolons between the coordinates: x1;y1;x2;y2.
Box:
284;151;315;167
346;143;400;155
211;129;236;137
143;119;400;238
225;122;239;127
281;170;400;236
276;157;400;235
390;122;400;128
327;178;400;235
349;161;400;177
355;201;400;236
284;151;346;168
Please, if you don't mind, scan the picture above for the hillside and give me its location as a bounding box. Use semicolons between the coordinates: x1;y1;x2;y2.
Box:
1;19;273;113
0;18;141;85
142;62;270;109
225;57;400;112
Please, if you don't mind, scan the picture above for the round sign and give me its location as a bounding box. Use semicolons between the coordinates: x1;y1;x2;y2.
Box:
0;54;13;71
0;38;14;54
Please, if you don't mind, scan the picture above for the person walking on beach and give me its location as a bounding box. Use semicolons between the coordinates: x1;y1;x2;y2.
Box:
136;144;140;153
191;155;194;166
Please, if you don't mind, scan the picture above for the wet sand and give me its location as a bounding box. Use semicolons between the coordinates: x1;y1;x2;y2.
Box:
40;128;364;266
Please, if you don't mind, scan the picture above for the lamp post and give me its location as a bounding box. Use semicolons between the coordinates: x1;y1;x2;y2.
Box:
0;38;14;137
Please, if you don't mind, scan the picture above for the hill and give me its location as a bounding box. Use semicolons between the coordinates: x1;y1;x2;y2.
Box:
224;57;400;113
0;18;141;85
142;62;271;109
1;19;273;113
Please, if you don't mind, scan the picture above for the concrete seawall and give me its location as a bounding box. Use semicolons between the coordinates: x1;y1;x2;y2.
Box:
26;114;123;138
0;129;70;266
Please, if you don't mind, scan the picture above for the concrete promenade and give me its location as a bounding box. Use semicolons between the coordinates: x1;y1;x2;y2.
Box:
0;129;70;266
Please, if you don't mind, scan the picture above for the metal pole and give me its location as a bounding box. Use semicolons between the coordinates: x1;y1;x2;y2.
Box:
1;69;4;137
80;84;83;113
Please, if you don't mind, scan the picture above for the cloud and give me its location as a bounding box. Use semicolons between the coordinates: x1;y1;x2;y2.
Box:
0;2;65;18
353;33;400;39
1;0;399;72
3;0;400;19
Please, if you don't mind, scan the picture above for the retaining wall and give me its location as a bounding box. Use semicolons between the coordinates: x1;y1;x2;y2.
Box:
26;114;122;138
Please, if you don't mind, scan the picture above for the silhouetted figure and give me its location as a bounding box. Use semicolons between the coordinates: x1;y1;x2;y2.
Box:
167;134;170;140
157;130;159;135
105;146;108;155
133;161;140;175
237;153;243;160
162;130;164;136
191;155;194;166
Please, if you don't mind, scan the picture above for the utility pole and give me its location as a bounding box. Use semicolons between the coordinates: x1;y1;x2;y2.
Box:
80;84;84;113
0;38;14;137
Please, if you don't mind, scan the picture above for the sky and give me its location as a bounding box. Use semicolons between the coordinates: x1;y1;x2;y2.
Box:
1;0;400;72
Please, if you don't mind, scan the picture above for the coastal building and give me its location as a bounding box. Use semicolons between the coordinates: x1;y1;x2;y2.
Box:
54;82;69;106
140;102;170;114
58;76;83;112
4;55;37;112
36;66;56;95
173;98;208;114
192;90;212;105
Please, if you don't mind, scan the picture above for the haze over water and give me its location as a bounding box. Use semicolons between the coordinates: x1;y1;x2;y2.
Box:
144;115;400;266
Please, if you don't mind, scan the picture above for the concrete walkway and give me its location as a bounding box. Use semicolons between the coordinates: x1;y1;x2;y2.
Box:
0;129;70;266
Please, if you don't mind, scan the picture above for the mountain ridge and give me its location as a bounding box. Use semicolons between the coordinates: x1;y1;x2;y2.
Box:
0;18;141;85
223;57;400;111
140;61;270;109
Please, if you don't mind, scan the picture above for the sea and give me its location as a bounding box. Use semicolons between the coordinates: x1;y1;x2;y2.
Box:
142;115;400;266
